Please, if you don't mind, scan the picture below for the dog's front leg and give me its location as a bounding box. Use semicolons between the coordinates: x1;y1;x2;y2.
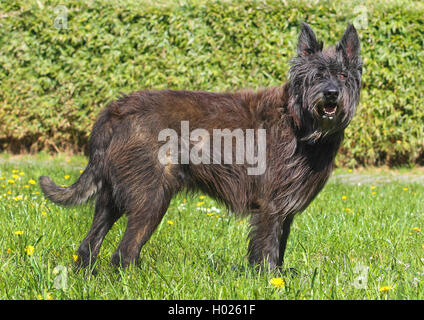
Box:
247;212;294;271
277;214;294;267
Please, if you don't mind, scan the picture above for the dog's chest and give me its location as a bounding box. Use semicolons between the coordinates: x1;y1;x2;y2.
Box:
263;143;335;216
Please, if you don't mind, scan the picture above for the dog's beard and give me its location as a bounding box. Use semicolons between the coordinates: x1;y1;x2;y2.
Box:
289;79;358;144
301;90;348;143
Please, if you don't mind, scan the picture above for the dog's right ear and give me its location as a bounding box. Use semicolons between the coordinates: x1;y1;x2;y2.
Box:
297;22;323;58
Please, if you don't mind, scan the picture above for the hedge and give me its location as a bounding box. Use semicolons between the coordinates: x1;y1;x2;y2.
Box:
0;0;423;166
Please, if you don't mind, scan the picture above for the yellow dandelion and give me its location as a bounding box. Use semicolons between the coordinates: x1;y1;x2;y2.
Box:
28;179;36;185
348;169;353;173
19;172;25;176
25;245;35;256
270;277;285;289
371;192;377;195
379;286;393;293
167;220;174;225
41;211;47;216
0;176;5;180
73;254;78;262
23;185;30;189
7;248;12;254
37;293;53;300
196;201;205;206
7;179;15;184
370;186;376;190
341;195;347;200
12;174;19;179
64;175;70;180
207;212;214;217
403;187;408;191
412;227;421;233
14;230;24;235
199;195;206;199
14;195;23;201
12;169;19;173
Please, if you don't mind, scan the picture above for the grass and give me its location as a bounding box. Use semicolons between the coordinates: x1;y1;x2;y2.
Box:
0;153;423;300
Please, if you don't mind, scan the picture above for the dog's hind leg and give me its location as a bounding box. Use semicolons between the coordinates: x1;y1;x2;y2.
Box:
75;185;122;271
110;186;173;269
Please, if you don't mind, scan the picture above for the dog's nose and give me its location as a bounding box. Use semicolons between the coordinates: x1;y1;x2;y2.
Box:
324;86;339;100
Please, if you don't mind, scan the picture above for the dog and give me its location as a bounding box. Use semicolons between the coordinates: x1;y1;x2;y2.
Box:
40;23;362;271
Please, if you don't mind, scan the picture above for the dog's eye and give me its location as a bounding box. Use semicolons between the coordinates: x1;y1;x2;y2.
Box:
339;73;348;80
313;73;322;80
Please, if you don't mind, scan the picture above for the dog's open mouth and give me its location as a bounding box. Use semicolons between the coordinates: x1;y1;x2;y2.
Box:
320;104;337;119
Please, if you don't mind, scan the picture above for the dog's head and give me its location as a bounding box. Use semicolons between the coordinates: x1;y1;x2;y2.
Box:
288;23;362;142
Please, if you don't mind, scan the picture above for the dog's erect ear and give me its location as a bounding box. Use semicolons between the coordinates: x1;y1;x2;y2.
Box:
337;24;360;61
297;22;323;58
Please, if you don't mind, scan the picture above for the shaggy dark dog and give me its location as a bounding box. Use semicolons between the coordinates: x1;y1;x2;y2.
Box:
40;23;362;271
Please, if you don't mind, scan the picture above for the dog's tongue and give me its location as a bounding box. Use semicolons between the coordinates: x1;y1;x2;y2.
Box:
324;105;336;114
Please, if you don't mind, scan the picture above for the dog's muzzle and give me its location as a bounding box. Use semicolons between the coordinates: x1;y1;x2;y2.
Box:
319;86;339;120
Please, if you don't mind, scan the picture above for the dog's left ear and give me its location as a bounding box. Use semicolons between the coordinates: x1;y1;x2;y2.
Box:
337;24;360;61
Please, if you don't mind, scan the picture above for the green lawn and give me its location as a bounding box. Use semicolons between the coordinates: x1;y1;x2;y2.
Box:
0;153;423;299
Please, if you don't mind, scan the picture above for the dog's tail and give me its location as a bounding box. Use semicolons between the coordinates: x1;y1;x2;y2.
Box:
39;162;101;206
39;94;130;206
39;104;117;206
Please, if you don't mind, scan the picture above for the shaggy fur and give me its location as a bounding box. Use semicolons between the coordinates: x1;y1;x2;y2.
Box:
40;23;362;271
